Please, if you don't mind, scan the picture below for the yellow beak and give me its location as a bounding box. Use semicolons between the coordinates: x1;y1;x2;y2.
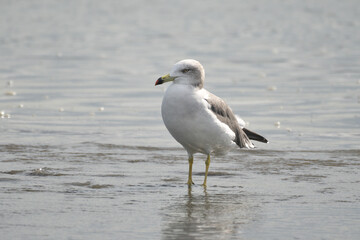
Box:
155;74;176;86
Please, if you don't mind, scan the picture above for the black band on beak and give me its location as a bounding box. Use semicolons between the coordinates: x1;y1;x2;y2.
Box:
155;77;164;86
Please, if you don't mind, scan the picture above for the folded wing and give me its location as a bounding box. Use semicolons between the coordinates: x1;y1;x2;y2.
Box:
204;92;268;148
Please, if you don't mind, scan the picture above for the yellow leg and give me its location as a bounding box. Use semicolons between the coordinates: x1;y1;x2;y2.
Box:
187;156;194;186
202;154;210;187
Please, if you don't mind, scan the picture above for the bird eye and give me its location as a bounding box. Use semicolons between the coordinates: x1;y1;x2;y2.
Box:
181;69;190;73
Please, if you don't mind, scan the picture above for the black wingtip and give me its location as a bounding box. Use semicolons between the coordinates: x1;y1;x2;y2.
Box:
243;128;268;144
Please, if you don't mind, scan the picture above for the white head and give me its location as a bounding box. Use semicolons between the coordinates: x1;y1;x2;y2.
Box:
155;59;205;88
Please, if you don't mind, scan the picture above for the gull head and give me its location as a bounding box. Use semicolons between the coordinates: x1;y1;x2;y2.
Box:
155;59;205;88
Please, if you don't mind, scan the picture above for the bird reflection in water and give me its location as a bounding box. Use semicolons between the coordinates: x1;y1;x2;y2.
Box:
161;186;255;239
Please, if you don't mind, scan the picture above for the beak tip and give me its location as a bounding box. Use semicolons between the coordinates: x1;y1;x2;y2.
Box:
155;77;163;86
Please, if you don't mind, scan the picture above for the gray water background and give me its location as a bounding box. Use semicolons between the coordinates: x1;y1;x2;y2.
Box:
0;0;359;239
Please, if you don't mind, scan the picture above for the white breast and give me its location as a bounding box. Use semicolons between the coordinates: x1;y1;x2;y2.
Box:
161;84;236;156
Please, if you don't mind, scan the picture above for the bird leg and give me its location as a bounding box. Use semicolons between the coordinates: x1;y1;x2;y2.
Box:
202;154;211;187
187;156;194;186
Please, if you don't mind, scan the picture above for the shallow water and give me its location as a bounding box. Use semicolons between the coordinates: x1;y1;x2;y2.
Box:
1;0;360;239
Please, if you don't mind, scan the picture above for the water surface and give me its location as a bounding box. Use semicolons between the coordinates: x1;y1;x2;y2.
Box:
1;0;359;239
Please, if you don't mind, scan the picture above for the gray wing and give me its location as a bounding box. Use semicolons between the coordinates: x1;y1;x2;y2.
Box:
204;93;254;149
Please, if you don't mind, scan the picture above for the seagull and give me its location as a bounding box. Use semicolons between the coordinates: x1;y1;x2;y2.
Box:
155;59;268;187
